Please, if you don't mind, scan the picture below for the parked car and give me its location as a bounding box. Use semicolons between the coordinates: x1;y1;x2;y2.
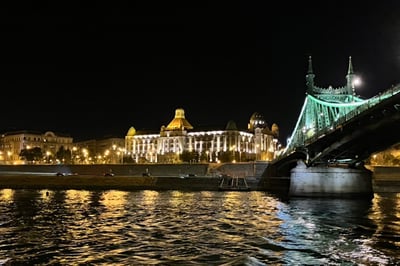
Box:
56;172;78;176
104;169;115;177
179;173;196;178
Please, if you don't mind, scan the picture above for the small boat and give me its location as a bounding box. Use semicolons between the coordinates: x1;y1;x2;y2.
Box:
218;175;250;191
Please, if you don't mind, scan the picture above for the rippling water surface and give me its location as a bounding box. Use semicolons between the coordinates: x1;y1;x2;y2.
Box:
0;189;399;265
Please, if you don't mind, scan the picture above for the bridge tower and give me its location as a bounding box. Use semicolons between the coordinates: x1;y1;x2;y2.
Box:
284;56;366;157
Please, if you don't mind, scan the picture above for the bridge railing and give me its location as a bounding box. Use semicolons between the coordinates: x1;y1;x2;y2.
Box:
283;83;400;156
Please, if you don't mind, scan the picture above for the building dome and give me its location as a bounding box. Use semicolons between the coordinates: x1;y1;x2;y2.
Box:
165;108;194;131
248;112;267;132
271;123;279;137
126;126;136;136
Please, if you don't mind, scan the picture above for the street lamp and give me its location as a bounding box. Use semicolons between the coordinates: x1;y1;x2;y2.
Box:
46;151;51;164
104;149;110;164
7;151;12;164
72;146;77;164
118;147;125;164
82;148;88;164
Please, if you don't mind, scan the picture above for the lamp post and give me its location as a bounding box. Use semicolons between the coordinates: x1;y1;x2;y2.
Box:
104;149;110;164
112;144;117;164
46;151;51;164
72;146;77;164
119;147;125;164
82;148;88;164
7;151;12;164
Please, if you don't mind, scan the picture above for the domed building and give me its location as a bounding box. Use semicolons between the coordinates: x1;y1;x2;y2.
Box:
125;108;281;163
248;112;267;132
248;112;280;161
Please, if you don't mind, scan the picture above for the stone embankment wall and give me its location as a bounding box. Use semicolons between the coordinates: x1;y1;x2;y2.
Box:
1;163;399;192
0;164;208;176
369;166;400;192
0;162;269;178
0;162;270;191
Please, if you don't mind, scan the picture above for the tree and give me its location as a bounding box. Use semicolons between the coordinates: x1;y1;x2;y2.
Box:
19;147;43;163
180;151;198;163
56;146;71;164
218;151;234;163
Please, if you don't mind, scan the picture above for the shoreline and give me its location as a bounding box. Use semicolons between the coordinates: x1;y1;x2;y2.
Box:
0;163;267;192
0;174;229;192
1;164;400;193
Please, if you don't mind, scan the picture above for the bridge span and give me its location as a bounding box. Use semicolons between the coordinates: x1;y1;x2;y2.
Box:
262;56;400;198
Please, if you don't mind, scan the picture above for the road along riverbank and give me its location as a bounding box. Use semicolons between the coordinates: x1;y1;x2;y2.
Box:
0;174;260;191
369;166;400;192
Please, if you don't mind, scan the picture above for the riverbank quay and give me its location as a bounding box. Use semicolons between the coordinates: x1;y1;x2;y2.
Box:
0;162;269;178
0;175;226;191
0;162;268;191
0;164;399;192
369;166;400;192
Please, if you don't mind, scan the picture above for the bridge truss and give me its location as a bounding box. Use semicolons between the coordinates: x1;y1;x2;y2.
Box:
283;84;400;165
263;57;400;178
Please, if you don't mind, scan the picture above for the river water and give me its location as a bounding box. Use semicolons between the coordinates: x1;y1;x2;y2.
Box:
0;189;399;265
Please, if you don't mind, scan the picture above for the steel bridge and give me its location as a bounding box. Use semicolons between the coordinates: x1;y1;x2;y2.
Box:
265;56;400;177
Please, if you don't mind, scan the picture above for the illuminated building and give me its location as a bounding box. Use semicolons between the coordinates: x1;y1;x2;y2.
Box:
0;131;73;164
125;108;280;163
75;137;125;164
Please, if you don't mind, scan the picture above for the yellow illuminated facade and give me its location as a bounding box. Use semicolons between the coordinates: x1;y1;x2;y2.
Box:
125;108;281;163
0;131;73;164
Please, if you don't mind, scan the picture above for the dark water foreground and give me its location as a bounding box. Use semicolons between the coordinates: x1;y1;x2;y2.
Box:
0;189;399;265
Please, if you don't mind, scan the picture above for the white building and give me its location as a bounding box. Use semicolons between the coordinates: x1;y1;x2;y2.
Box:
125;108;280;164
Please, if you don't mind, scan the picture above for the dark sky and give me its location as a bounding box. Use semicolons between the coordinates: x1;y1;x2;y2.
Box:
1;1;399;142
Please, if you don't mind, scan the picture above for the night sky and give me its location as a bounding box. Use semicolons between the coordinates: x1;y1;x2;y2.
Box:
1;2;399;142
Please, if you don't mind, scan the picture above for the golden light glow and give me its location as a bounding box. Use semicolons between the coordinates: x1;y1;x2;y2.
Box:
0;189;14;201
100;190;128;210
39;190;52;202
138;190;159;212
65;190;91;210
169;190;195;207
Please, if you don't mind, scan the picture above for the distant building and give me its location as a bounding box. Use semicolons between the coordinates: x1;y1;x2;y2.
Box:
125;108;280;163
0;109;281;165
0;130;73;164
0;129;125;164
73;137;125;164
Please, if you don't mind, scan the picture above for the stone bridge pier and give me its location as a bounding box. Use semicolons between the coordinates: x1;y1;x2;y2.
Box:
289;160;373;198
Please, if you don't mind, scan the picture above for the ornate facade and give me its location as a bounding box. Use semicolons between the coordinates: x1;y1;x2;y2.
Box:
0;131;73;164
125;108;280;163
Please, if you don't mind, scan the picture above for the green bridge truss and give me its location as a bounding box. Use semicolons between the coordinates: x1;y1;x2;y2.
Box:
283;56;400;156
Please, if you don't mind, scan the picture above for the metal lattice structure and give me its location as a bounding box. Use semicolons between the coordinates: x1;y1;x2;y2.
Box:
283;56;400;158
285;94;364;153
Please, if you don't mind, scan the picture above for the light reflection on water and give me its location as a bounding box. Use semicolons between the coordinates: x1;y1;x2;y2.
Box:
0;189;399;265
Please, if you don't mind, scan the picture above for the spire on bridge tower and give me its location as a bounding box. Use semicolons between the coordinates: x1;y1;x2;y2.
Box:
306;56;315;93
347;56;354;74
307;55;313;74
304;56;359;101
346;56;356;95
